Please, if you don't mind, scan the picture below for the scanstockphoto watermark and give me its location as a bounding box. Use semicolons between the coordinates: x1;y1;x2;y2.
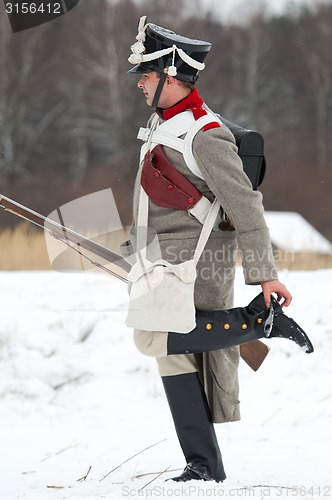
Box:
197;264;277;283
165;245;295;283
122;485;332;498
122;485;256;497
165;245;295;266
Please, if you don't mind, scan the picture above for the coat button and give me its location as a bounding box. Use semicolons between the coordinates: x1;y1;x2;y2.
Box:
257;318;263;324
168;185;175;190
206;323;213;331
154;171;160;178
187;197;194;204
224;323;230;330
242;323;248;330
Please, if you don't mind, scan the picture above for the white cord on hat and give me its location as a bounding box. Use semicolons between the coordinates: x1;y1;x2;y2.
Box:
130;16;148;55
129;44;205;74
136;16;148;41
167;45;177;76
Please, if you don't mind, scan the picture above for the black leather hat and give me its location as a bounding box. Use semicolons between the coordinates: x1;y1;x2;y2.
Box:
128;17;211;83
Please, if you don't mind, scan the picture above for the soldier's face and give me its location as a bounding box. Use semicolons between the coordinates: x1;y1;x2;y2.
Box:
137;72;163;107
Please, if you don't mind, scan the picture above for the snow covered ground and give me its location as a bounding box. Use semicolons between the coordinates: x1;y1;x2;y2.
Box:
0;268;331;500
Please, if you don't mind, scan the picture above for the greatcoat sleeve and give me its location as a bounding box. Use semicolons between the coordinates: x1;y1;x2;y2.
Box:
192;123;278;285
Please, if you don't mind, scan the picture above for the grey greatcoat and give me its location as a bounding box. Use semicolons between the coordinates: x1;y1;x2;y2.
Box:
130;110;278;424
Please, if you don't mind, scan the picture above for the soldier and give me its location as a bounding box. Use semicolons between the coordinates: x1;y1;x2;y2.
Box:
125;16;298;483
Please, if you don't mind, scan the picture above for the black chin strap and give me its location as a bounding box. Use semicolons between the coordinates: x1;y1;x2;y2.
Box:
152;71;167;110
152;56;173;110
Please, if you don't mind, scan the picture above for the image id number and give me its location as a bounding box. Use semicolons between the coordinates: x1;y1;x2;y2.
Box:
274;486;331;497
5;3;62;14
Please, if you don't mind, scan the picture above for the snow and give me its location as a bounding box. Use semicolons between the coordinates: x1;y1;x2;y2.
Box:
265;211;332;254
0;268;332;499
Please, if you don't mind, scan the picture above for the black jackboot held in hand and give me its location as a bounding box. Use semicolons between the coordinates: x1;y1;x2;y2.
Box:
167;292;314;355
162;372;226;483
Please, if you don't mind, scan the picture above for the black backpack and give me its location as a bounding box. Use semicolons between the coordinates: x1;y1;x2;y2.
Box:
217;115;266;190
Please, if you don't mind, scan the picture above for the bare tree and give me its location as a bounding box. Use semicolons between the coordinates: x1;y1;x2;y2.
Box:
0;13;62;176
296;3;332;172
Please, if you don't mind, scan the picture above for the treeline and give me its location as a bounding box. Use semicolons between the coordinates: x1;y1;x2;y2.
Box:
0;0;331;237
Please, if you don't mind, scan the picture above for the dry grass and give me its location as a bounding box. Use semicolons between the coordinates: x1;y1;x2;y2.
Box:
0;224;51;270
273;250;332;271
0;224;332;271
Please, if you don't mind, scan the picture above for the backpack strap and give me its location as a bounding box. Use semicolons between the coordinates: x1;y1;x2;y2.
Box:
182;113;222;179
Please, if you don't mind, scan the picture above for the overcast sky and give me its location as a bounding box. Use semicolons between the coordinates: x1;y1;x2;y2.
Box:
201;0;324;22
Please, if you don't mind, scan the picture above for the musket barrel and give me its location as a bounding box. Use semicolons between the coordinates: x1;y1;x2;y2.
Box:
0;194;131;273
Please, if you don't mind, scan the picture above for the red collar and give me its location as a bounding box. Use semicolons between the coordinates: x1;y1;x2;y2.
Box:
157;88;207;121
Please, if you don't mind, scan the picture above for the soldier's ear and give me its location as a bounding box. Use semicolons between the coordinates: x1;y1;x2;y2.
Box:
166;76;176;86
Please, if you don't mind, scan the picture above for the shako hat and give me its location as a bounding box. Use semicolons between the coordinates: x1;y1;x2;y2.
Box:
128;16;211;83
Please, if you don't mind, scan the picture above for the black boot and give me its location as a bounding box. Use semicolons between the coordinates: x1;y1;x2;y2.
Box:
162;372;226;483
167;292;314;355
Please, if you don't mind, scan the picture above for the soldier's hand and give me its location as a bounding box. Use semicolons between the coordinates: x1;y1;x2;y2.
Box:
260;279;292;308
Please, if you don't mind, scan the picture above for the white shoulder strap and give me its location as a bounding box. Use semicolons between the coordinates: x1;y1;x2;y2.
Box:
154;110;195;137
137;110;221;180
137;111;194;160
138;114;160;164
183;113;222;180
137;185;220;264
193;198;220;263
